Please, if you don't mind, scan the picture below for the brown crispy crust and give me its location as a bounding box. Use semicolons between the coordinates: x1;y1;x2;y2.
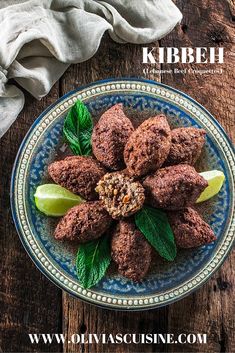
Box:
92;104;134;170
165;127;206;166
168;207;216;248
48;156;106;200
124;115;171;177
111;220;152;281
54;201;112;243
143;164;208;210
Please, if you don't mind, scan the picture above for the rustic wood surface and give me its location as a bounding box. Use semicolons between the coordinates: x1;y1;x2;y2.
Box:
0;1;234;352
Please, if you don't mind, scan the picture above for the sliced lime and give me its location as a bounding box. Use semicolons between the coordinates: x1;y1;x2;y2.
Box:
34;184;84;216
196;170;225;203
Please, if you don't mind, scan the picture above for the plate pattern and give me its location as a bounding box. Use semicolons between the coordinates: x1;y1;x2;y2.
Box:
11;79;235;310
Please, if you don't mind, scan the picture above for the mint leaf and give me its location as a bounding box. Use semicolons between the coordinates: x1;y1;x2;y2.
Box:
135;206;176;261
76;234;111;288
63;100;93;155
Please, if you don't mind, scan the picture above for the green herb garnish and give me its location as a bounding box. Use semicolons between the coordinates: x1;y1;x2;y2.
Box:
76;234;111;289
63;100;93;155
135;206;177;261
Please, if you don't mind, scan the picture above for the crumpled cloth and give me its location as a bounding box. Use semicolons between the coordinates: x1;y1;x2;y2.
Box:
0;0;182;138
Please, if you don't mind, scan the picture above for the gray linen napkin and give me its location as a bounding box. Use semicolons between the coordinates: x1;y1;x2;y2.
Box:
0;0;182;138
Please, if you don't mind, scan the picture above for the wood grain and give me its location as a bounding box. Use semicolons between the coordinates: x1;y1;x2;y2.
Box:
0;86;62;353
161;1;235;352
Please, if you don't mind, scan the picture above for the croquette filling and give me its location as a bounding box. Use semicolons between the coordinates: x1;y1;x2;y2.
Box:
96;172;145;219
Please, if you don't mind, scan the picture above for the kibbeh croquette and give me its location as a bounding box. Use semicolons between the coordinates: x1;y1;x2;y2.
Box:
45;104;218;284
143;164;208;210
124;115;171;177
92;104;134;170
111;220;152;281
168;207;216;248
48;156;106;200
54;201;112;242
96;172;145;219
165;127;206;166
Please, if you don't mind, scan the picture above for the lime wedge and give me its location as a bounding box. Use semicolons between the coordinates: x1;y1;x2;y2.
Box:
34;184;84;216
196;170;225;203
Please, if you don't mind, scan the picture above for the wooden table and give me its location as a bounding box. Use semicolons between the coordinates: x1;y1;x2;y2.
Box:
1;1;234;352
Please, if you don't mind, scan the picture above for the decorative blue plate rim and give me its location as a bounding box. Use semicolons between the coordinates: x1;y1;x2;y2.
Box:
10;78;235;310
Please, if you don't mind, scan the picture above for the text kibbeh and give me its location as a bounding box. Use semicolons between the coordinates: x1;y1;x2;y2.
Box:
48;156;106;200
54;201;112;243
168;207;216;248
124;115;171;177
111;220;152;281
92;104;134;170
143;164;208;210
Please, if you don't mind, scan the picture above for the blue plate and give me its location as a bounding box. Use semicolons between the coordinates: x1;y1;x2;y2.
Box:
11;78;235;310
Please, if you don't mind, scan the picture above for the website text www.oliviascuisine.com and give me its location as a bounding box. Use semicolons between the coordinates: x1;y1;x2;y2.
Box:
28;332;207;345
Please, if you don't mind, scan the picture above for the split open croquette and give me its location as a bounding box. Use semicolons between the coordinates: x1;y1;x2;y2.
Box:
48;104;216;282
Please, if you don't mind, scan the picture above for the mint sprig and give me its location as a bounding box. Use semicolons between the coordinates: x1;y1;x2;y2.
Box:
76;234;111;289
63;100;93;156
135;206;176;261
